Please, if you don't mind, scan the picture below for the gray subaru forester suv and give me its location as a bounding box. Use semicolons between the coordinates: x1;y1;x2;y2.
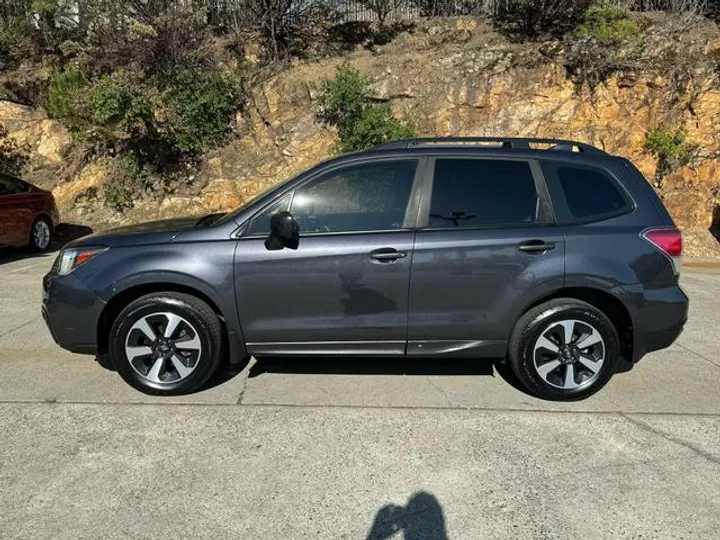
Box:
42;137;688;400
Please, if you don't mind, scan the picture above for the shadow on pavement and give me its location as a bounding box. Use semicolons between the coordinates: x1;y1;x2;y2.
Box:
249;355;536;395
249;355;496;378
247;355;631;399
366;491;448;540
0;223;93;264
95;353;250;392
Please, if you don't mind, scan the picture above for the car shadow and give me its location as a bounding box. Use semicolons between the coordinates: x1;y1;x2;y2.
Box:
249;355;534;393
95;352;529;396
248;354;635;398
0;223;93;264
95;353;251;392
93;353;636;397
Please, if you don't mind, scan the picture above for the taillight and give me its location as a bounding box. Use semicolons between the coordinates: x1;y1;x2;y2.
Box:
641;227;683;274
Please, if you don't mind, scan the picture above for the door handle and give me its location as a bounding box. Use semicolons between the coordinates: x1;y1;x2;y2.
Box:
370;248;407;262
518;240;555;253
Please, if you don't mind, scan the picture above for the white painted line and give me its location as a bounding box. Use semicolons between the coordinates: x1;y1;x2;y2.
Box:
4;259;53;274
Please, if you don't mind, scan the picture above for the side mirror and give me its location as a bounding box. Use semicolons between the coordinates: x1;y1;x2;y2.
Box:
265;211;299;251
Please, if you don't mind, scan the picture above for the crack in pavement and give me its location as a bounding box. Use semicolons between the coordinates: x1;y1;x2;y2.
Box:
563;452;704;477
674;341;720;369
4;399;719;418
0;317;39;339
236;372;249;405
426;376;452;407
236;358;257;404
621;413;720;467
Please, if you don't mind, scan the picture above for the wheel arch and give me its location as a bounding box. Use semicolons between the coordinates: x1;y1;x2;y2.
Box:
33;212;53;225
97;282;247;362
523;286;634;361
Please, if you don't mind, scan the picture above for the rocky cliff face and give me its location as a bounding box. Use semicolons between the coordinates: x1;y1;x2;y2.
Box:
2;17;719;255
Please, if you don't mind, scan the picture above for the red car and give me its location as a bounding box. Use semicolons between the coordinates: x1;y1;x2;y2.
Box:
0;172;59;252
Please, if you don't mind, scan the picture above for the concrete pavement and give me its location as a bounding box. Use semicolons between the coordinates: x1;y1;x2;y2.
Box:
1;250;719;539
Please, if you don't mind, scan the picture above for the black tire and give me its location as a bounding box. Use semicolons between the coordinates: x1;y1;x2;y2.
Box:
29;216;53;251
109;292;224;395
508;298;620;401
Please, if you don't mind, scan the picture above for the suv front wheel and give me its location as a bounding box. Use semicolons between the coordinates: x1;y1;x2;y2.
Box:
508;298;620;401
108;292;224;395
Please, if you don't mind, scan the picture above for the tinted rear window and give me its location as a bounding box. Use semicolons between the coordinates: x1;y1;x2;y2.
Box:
557;166;629;220
429;159;537;228
0;174;29;195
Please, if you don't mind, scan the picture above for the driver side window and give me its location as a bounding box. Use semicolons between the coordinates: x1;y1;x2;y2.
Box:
247;194;291;236
291;160;417;234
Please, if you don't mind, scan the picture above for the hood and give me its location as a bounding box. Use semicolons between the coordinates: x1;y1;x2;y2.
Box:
65;215;211;249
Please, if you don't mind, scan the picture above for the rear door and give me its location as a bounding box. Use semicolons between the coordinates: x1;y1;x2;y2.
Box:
0;174;34;246
234;157;425;355
407;156;565;357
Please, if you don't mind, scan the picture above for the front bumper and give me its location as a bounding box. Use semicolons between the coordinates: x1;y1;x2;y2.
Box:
42;270;105;355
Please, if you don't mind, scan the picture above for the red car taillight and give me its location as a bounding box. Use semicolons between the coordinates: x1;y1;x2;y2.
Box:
641;227;683;274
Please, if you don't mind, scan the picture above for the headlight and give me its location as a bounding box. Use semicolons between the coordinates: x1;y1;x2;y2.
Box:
57;247;108;276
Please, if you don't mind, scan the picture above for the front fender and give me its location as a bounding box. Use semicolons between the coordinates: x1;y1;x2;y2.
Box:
77;241;247;361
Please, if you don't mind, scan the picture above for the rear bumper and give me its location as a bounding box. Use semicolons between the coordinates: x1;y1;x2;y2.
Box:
618;283;688;362
639;320;686;356
42;270;104;355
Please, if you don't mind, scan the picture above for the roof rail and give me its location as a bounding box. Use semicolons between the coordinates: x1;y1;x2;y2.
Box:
373;137;606;155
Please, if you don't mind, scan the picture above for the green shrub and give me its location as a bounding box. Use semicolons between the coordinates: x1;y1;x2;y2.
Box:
49;68;157;146
572;7;641;46
316;64;415;153
316;64;372;137
49;65;240;153
103;180;134;212
565;8;643;86
645;127;694;165
89;70;159;145
494;0;592;41
644;128;696;186
165;69;241;153
48;64;243;211
340;104;415;153
30;0;59;16
0;15;36;69
103;155;155;212
47;65;91;132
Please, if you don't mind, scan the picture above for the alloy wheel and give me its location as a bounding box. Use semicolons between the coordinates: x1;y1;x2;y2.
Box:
532;319;606;390
124;312;202;384
33;220;51;250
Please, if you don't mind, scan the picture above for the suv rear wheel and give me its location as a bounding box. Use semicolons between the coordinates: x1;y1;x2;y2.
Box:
108;292;223;395
508;298;620;401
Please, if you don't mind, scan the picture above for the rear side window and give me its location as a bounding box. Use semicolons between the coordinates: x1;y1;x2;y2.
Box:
0;174;29;195
428;159;538;228
543;163;632;223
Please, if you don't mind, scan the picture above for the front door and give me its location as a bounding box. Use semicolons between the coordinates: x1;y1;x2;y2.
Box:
234;158;423;356
407;156;565;357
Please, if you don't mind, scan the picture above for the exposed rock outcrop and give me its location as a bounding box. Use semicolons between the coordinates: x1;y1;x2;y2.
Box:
2;17;719;255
